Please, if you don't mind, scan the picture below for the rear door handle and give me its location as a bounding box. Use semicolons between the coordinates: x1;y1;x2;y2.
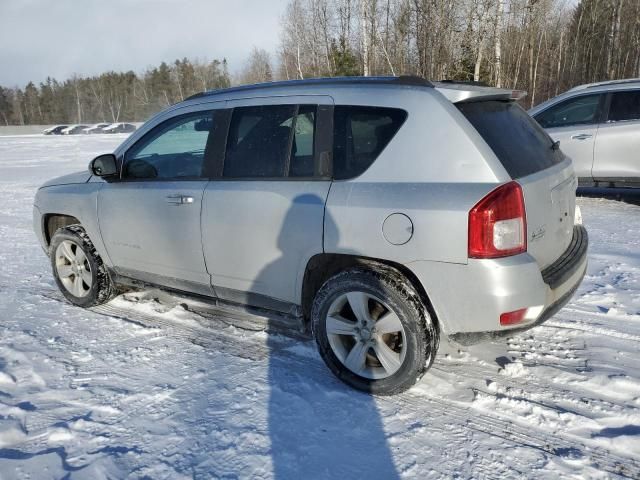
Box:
166;194;195;205
571;133;593;140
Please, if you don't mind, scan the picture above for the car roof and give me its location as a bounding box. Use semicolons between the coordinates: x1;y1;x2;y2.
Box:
529;78;640;116
177;75;518;112
566;78;640;93
185;76;435;102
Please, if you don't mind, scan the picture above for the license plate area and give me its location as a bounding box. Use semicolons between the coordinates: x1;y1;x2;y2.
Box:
551;176;576;239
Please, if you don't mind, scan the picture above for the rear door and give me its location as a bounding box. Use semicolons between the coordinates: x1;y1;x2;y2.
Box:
98;108;221;295
592;89;640;183
459;100;577;269
201;96;333;309
532;93;605;180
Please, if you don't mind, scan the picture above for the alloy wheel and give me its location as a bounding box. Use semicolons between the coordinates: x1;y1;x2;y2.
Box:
55;240;92;298
325;291;407;379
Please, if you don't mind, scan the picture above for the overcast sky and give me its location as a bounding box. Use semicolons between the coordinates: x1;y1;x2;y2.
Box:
0;0;289;87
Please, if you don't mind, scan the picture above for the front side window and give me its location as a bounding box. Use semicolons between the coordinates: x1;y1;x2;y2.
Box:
333;106;407;180
535;94;602;129
608;90;640;122
124;111;213;179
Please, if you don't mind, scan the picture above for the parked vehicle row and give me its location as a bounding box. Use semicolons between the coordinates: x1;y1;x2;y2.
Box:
34;76;587;395
529;78;640;188
43;123;136;135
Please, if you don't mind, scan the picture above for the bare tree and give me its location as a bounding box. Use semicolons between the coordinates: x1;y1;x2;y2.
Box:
239;48;274;84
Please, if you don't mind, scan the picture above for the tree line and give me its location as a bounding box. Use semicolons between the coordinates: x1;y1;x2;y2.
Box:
0;58;231;126
2;0;638;125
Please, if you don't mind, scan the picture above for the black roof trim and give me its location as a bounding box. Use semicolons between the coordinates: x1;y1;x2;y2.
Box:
185;75;433;101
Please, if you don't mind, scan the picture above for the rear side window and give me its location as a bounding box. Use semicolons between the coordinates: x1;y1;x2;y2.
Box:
333;106;407;180
534;94;602;128
608;91;640;122
458;100;564;179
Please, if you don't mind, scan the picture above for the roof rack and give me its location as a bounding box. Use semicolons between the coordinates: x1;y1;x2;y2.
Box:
185;75;434;101
566;78;640;92
585;78;640;89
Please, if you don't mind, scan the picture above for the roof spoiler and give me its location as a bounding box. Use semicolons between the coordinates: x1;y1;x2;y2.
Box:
434;81;527;103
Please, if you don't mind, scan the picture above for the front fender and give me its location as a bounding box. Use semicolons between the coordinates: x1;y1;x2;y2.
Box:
33;182;113;268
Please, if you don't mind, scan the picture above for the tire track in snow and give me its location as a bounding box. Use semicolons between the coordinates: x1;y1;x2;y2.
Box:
82;298;640;477
12;289;640;478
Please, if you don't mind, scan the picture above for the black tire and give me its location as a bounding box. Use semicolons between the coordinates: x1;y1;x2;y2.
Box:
49;224;116;308
312;267;439;395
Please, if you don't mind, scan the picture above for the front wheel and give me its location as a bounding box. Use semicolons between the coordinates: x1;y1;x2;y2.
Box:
312;268;438;395
50;225;115;308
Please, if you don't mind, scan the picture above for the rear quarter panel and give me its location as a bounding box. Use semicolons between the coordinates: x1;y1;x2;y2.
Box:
324;87;508;265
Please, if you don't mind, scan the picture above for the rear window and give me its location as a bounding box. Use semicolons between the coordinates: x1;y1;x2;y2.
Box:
457;100;564;179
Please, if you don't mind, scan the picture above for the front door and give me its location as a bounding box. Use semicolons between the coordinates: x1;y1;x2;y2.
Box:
201;97;333;309
533;92;605;181
99;109;219;295
593;90;640;182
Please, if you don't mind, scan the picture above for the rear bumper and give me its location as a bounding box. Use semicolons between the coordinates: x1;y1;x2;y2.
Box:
406;225;588;344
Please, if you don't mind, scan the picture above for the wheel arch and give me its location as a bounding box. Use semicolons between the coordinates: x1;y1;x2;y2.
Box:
301;253;440;335
44;214;81;247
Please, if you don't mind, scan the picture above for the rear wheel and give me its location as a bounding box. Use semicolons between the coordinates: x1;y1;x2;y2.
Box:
50;225;115;307
312;268;438;395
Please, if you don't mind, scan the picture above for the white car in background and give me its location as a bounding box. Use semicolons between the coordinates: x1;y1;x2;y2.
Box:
43;125;69;135
83;123;110;134
529;78;640;188
61;124;90;135
102;122;136;134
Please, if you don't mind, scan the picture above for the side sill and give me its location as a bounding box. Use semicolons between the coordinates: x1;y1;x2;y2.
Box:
108;269;305;330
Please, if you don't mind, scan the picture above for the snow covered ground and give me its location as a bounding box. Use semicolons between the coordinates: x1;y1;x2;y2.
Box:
0;134;639;479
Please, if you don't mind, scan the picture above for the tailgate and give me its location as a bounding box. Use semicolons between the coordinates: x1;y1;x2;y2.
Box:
519;161;577;269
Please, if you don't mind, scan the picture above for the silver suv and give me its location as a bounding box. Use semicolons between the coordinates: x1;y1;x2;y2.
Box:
33;77;588;394
529;78;640;188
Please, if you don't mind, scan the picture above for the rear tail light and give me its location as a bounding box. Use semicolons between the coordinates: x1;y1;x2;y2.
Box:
469;181;527;258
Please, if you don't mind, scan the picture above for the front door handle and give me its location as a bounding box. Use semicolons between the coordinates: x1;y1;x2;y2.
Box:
571;133;593;140
166;194;195;205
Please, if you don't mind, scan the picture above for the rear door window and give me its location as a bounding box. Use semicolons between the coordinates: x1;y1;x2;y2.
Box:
607;90;640;122
534;94;602;128
458;100;564;179
289;105;317;177
224;105;297;178
333;106;407;180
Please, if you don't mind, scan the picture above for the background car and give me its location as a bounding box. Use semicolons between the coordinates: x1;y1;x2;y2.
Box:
61;124;90;135
102;122;136;134
43;125;68;135
83;123;110;134
529;79;640;188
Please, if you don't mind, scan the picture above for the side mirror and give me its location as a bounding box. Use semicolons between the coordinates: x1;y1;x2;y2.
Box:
89;154;119;177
